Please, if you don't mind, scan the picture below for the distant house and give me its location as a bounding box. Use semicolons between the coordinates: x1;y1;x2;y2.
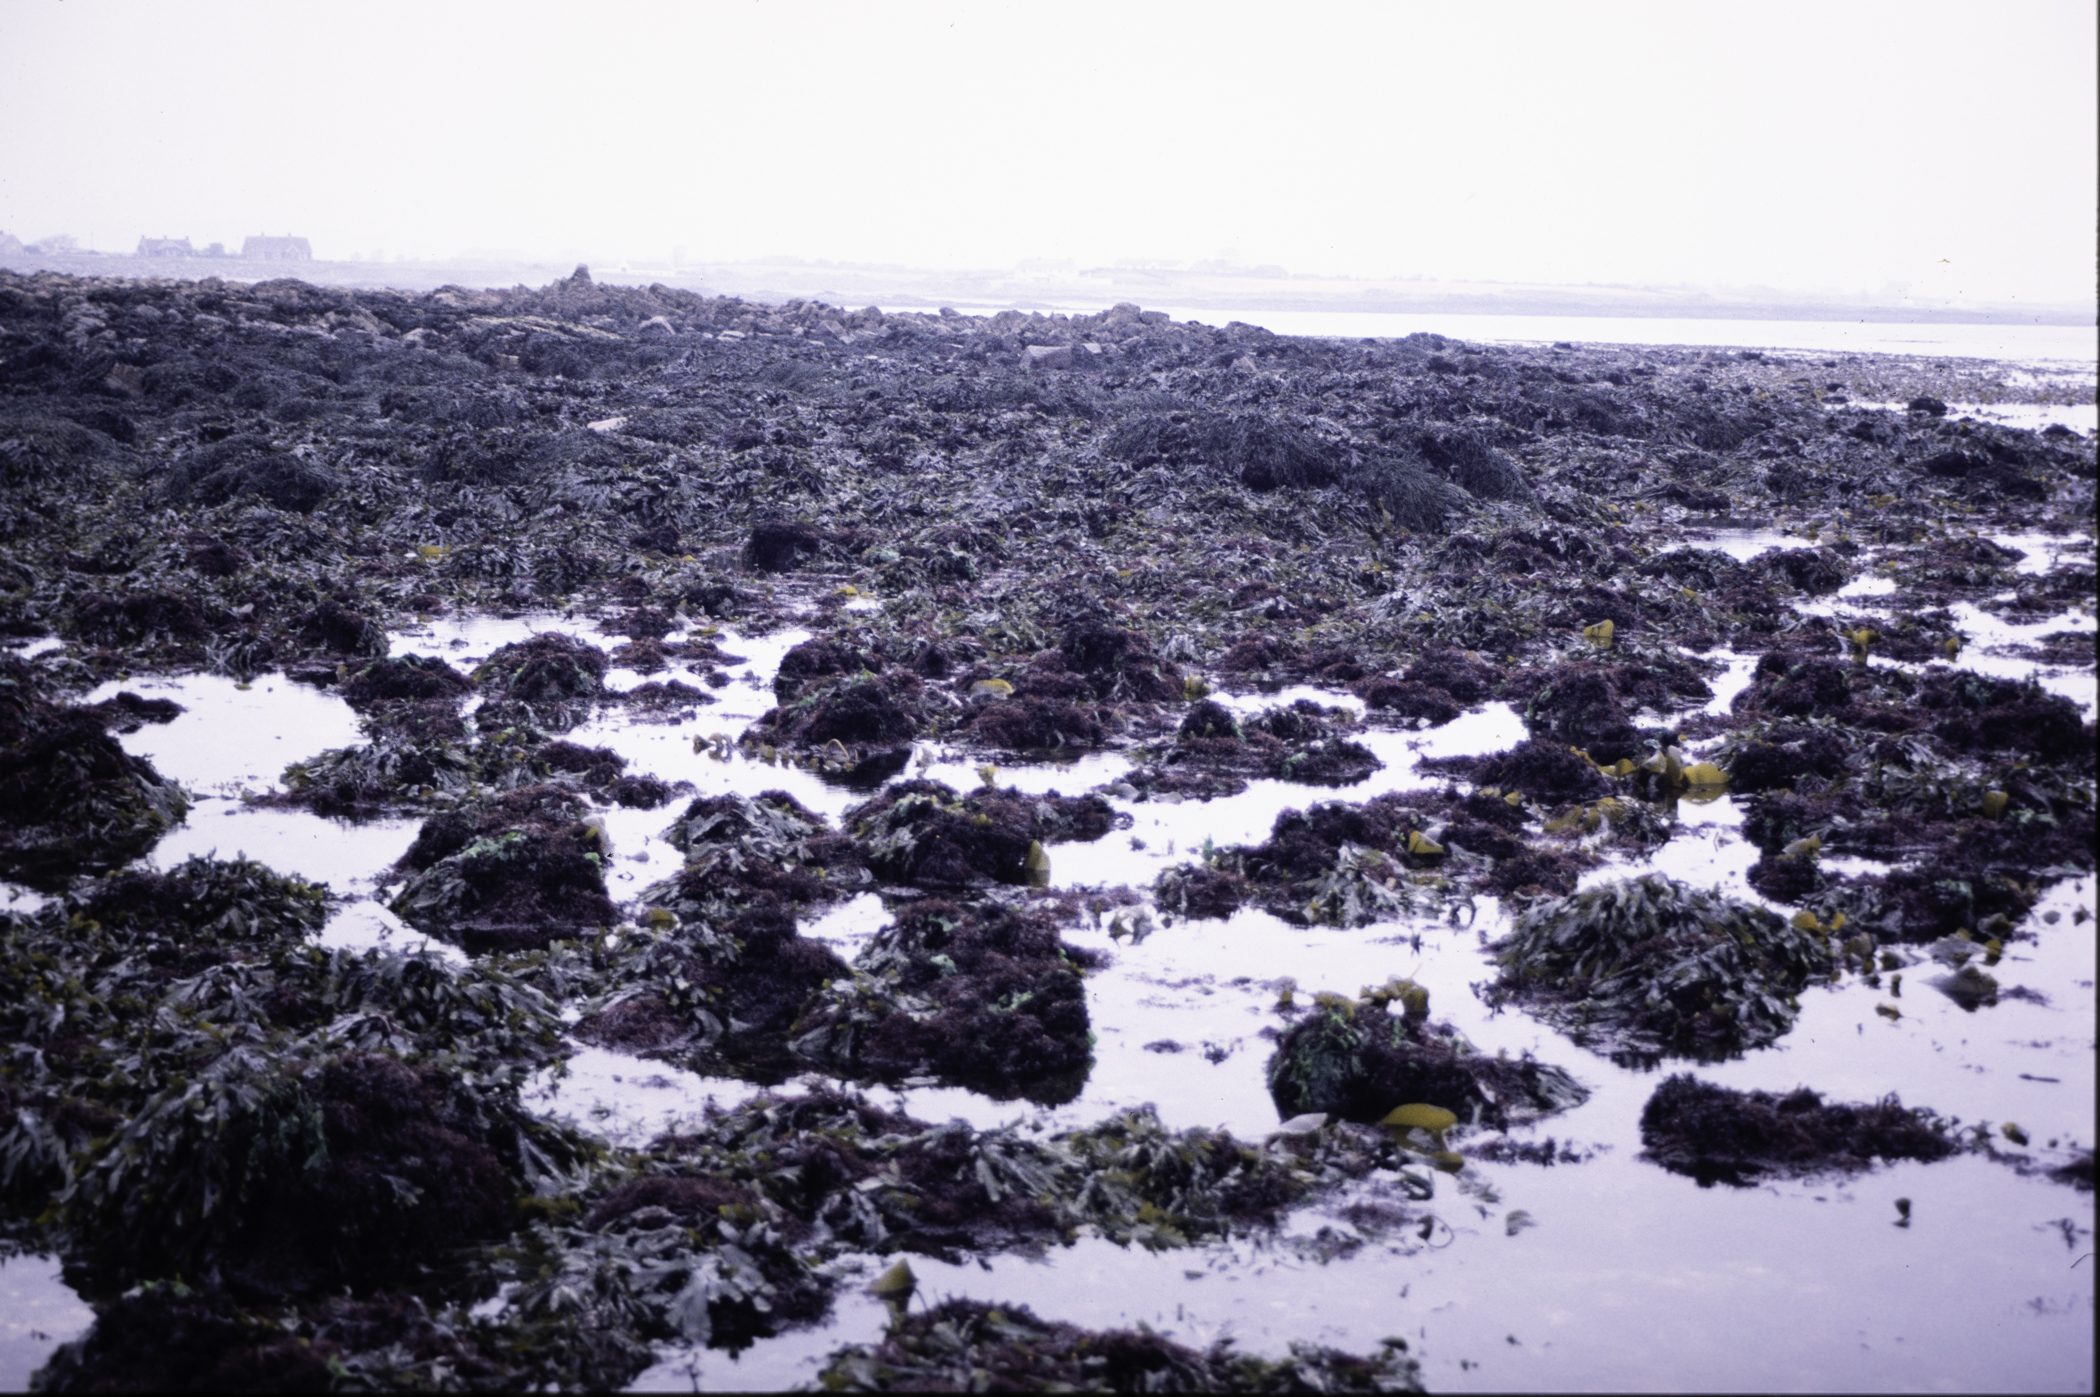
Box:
242;235;313;261
137;236;194;258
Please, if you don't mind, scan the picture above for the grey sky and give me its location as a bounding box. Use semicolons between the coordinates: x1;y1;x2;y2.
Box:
3;0;2093;307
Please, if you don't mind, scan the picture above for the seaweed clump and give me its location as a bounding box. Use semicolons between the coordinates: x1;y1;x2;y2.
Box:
847;779;1115;888
1487;875;1837;1062
649;789;864;921
791;898;1096;1099
1164;792;1528;927
62;1050;523;1295
34;1287;511;1394
0;655;189;888
567;792;865;1075
389;785;618;952
622;1087;1396;1266
1131;698;1381;798
339;652;476;709
471;631;608;732
1266;994;1588;1127
816;1298;1423;1393
1639;1073;1956;1187
577;899;851;1079
1037;618;1186;703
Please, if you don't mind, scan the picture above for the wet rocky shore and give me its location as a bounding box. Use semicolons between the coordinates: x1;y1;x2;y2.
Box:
0;266;2092;1391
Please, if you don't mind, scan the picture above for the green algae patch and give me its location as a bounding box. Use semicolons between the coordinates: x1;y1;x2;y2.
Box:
1488;874;1837;1063
816;1298;1423;1392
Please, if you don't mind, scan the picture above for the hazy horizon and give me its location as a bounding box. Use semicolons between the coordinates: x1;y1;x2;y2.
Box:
3;0;2095;315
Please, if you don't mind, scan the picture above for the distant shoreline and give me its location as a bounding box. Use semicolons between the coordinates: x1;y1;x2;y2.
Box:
2;250;2089;328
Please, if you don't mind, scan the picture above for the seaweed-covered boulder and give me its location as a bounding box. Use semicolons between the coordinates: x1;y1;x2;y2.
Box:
1045;619;1184;703
294;599;388;658
1465;738;1613;804
576;898;849;1074
62;1050;524;1293
33;1287;513;1395
526;738;626;790
1138;698;1380;797
1266;996;1588;1127
389;786;617;952
1178;698;1240;741
1487;875;1837;1061
471;631;607;731
0;657;188;888
1403;647;1505;704
621;1087;1387;1300
1755;547;1851;596
815;1298;1423;1393
966;695;1109;751
1353;676;1463;726
649;789;863;916
1798;862;2044;946
86;690;184;734
1521;662;1645;764
1746;849;1823;903
846;779;1114;889
1720;725;1852;793
1639;1074;1957;1187
791;898;1096;1099
70;854;329;948
744;519;824;572
1916;670;2088;760
751;669;925;748
0;858;327;1033
635;1089;1078;1263
163;434;339;513
1106;411;1346;492
772;636;878;702
1154;863;1252;920
1162;796;1438;928
73;590;208;648
1734;650;1853;719
275;726;479;819
339;653;475;710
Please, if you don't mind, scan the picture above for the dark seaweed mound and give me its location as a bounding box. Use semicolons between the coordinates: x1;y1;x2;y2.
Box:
1488;875;1836;1062
1266;996;1589;1127
0;655;188;887
1640;1074;1956;1186
817;1298;1424;1393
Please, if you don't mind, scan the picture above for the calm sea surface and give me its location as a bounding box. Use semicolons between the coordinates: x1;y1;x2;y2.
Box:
923;304;2097;368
